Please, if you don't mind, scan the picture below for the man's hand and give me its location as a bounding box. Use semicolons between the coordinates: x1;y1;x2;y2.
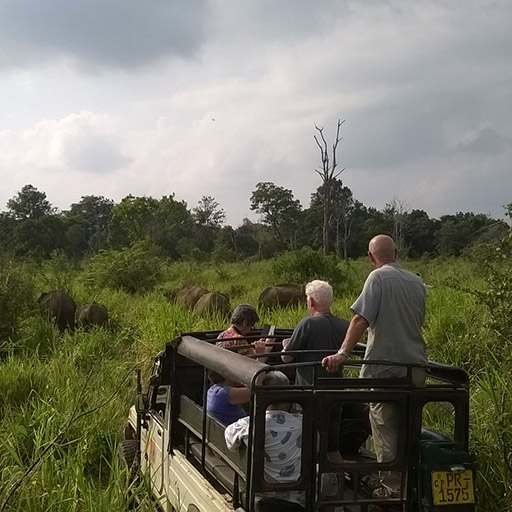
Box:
322;353;345;373
280;337;294;363
321;314;368;371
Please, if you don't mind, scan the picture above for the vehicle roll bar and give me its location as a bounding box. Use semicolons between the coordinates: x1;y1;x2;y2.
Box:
169;335;270;388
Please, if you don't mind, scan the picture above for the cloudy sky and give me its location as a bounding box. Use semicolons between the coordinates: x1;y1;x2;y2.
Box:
1;0;511;225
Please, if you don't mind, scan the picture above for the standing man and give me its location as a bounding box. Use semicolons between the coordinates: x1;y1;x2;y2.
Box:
322;235;427;498
281;279;349;463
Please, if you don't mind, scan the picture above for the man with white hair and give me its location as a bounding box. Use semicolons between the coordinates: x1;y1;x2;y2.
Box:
281;279;349;463
281;280;349;385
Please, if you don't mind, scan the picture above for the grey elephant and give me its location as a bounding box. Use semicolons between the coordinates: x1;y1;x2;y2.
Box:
38;290;76;332
76;303;109;329
258;284;306;309
166;285;209;309
193;292;231;317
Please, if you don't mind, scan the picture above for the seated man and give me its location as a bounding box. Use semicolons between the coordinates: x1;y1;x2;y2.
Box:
225;371;305;512
281;279;349;464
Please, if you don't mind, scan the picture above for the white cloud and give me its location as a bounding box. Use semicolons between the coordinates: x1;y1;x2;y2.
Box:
1;111;126;174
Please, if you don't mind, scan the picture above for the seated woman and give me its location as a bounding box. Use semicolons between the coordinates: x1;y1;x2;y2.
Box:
206;370;251;425
216;304;272;359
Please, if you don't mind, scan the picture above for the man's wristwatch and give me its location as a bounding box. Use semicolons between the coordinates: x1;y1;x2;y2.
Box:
337;347;349;358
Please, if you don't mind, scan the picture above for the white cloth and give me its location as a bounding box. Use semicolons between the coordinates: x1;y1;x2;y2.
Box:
225;410;304;507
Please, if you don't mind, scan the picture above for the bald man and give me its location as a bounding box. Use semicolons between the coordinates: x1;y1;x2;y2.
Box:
322;234;427;498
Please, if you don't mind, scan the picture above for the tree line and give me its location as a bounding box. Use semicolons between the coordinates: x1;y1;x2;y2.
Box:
0;182;508;262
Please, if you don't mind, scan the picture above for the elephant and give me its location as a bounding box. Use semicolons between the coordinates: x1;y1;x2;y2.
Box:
166;285;209;309
76;302;109;329
38;290;76;332
258;284;306;309
193;292;231;317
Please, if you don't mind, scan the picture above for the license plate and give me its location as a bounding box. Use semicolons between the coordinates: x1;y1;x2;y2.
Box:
431;470;475;505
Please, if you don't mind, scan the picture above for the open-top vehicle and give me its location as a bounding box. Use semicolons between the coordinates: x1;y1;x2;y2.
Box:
120;327;476;511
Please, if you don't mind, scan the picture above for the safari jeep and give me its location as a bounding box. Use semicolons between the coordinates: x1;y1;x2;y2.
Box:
120;328;476;511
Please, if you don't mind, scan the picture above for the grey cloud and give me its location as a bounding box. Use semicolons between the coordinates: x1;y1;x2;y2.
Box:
342;78;510;169
62;135;128;173
343;91;452;169
1;0;511;226
0;1;209;70
457;127;510;154
212;0;344;39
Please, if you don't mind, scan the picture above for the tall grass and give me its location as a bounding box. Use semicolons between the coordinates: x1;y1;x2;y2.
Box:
0;255;511;510
471;365;512;510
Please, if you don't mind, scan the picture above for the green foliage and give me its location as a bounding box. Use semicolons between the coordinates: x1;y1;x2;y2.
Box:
271;247;346;291
471;245;512;343
423;284;489;373
109;194;194;258
13;215;68;259
0;347;156;511
445;210;512;348
65;195;114;258
108;195;159;245
0;257;35;342
12;317;60;357
38;250;75;294
404;209;440;257
3;185;66;259
309;178;356;258
0;213;18;254
2;246;512;511
437;212;506;257
472;363;512;510
188;246;209;263
2;183;509;262
6;184;54;221
192;195;225;228
0;356;47;414
80;242;164;293
250;181;302;249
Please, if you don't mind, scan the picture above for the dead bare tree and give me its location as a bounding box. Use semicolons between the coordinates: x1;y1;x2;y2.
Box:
385;196;410;253
333;187;355;261
314;119;345;255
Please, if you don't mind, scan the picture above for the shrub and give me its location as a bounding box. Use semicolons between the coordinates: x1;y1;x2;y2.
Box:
0;356;47;413
188;247;209;263
472;363;512;509
0;257;35;342
270;247;346;292
39;251;75;294
452;208;512;349
80;241;164;294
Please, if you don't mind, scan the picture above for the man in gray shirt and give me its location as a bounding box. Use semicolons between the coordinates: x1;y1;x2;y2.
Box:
322;235;427;497
282;279;349;464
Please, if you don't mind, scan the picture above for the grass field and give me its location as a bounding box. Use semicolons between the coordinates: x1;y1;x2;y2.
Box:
0;255;511;511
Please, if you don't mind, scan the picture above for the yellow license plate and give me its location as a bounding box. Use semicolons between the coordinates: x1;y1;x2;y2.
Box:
431;470;475;505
